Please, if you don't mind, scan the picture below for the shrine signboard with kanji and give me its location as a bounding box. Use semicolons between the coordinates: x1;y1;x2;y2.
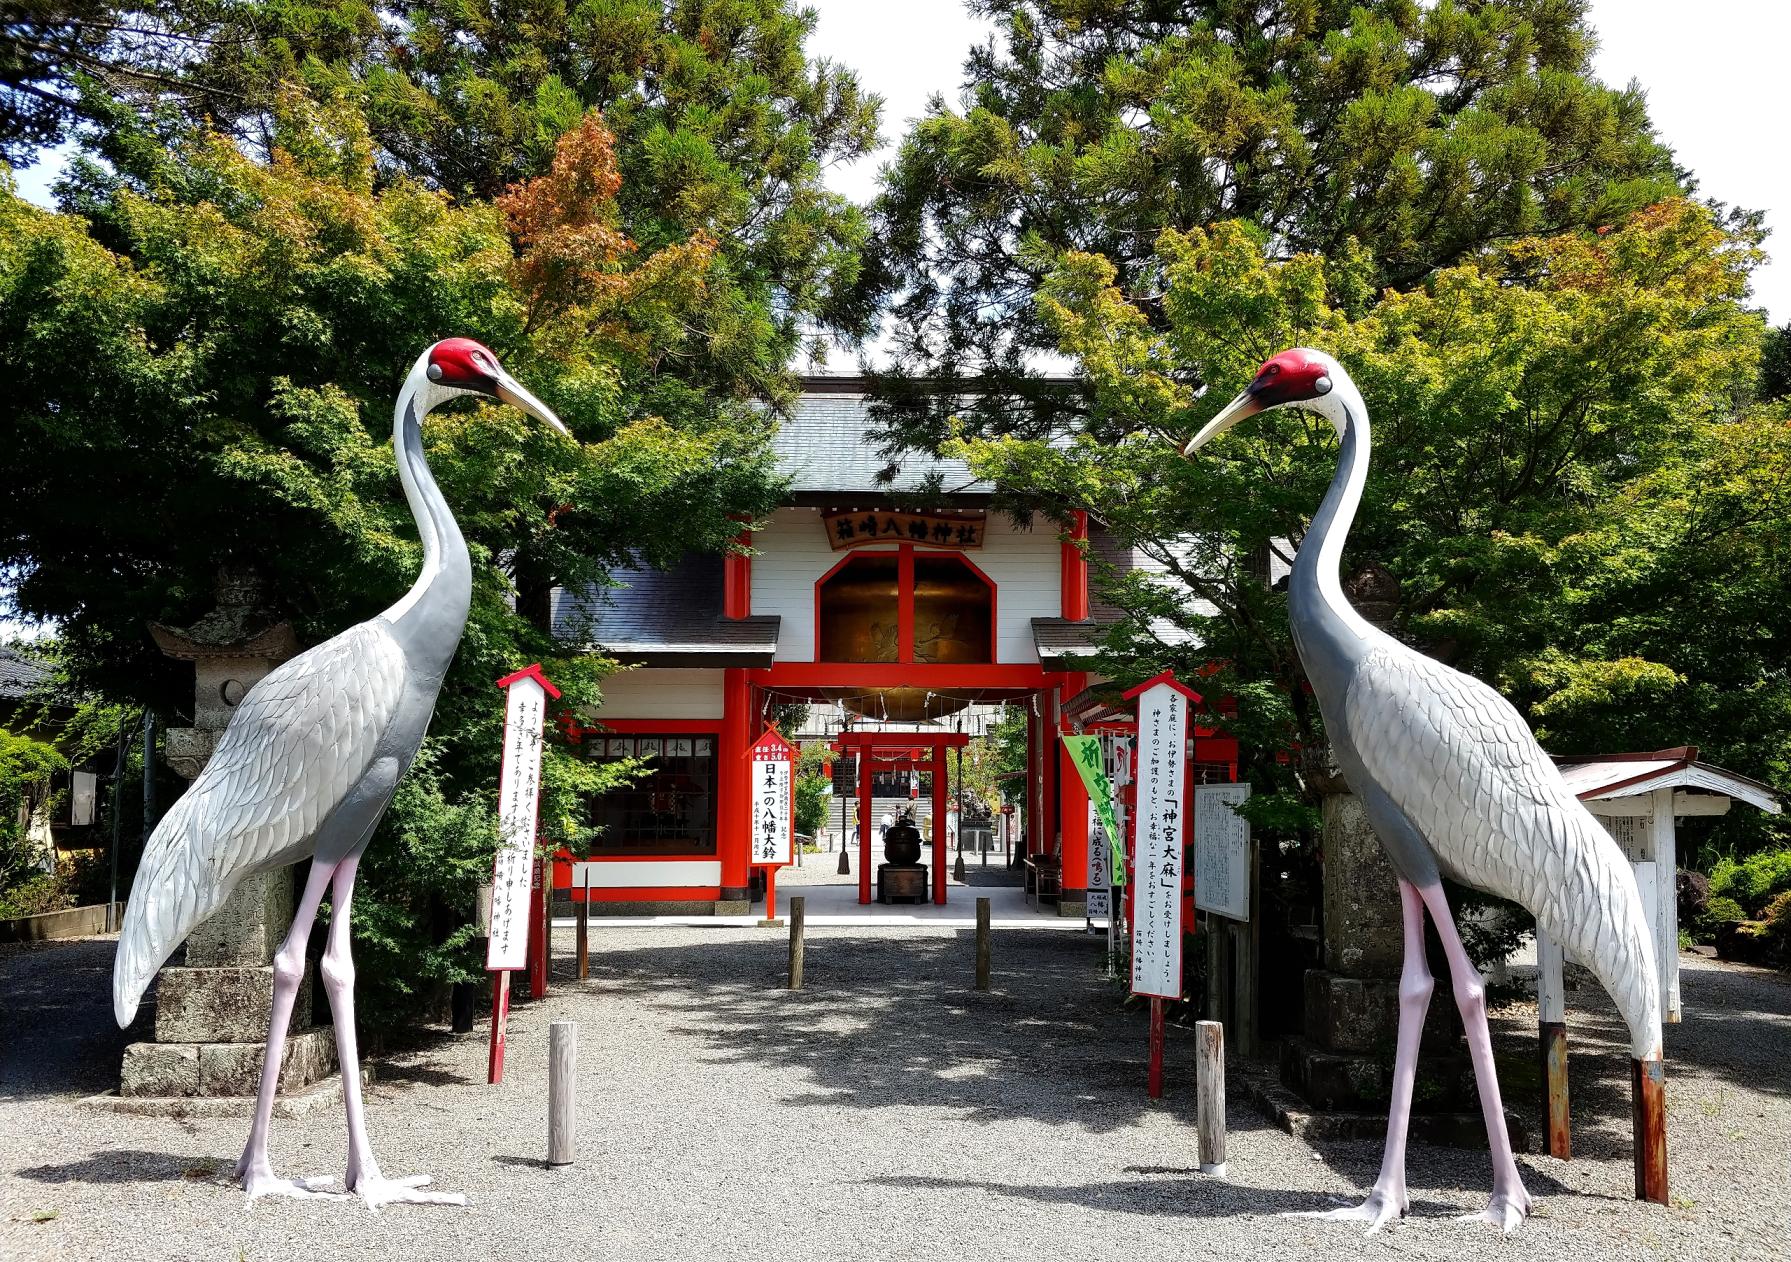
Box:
488;664;559;972
1124;671;1195;1000
1193;782;1252;921
748;728;797;867
822;508;986;551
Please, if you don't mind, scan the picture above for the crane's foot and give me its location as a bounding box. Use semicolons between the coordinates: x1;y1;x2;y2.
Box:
1285;1184;1407;1235
348;1172;468;1213
239;1169;347;1205
1456;1187;1531;1233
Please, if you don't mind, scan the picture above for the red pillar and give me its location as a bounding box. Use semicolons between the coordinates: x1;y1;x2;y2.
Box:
1059;729;1089;905
1024;704;1040;856
719;668;752;903
724;518;752;619
1061;510;1089;622
858;753;873;905
931;746;948;905
1042;684;1061;854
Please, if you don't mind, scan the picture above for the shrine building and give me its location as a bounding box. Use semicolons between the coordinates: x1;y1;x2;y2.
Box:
550;376;1238;914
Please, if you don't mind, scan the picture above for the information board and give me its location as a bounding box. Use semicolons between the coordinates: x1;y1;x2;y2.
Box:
487;666;556;972
1193;782;1252;921
748;728;796;867
1128;675;1191;999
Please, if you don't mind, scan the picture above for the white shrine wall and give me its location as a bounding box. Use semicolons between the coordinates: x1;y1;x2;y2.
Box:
589;668;725;720
750;506;1061;663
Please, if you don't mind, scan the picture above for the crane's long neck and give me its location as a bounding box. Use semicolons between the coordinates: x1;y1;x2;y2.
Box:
382;357;472;680
1288;381;1377;696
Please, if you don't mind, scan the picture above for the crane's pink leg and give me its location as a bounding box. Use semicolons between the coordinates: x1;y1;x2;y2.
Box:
235;860;345;1202
322;854;467;1211
1415;883;1532;1232
1294;878;1432;1232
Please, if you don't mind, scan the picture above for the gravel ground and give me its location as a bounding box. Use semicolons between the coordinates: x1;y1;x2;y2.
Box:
2;927;1787;1262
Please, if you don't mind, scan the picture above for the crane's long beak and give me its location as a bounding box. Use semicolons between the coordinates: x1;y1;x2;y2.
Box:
1182;388;1263;456
495;372;570;436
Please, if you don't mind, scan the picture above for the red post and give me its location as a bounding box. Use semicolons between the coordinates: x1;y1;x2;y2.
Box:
486;972;511;1084
527;856;548;1000
931;748;948;905
1632;1054;1668;1204
1147;997;1165;1098
1542;1021;1571;1159
765;865;778;922
858;752;873;905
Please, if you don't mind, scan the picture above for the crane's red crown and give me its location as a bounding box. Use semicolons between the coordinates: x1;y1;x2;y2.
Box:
427;338;502;392
1248;349;1332;407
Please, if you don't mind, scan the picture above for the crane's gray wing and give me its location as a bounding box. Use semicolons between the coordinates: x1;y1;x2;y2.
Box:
1343;644;1661;1057
114;620;406;1026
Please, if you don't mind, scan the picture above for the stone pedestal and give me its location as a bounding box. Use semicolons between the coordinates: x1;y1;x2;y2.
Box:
119;869;338;1101
1274;792;1525;1146
117;569;338;1109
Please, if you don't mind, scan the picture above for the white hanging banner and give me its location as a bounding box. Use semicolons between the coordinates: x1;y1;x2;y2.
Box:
1126;671;1195;1000
487;664;559;972
749;728;797;867
1194;782;1253;921
1086;802;1111;919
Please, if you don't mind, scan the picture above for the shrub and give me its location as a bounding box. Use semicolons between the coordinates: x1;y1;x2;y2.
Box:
1705;895;1747;925
1708;850;1791;918
1762;891;1791;940
0;872;67;919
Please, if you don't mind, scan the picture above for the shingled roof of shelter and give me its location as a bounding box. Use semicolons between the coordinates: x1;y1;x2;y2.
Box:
0;645;53;701
551;553;780;667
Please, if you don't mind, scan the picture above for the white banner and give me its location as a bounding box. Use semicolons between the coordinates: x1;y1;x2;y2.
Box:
487;675;548;972
753;754;794;866
1131;681;1188;999
1087;802;1112;919
1193;782;1252;921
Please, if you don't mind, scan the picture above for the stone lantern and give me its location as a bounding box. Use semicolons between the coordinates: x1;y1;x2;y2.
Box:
116;570;341;1107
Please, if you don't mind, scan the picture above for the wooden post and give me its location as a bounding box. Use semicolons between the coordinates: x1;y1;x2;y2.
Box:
975;896;992;991
575;867;590;981
1234;836;1261;1058
486;972;511;1085
788;896;806;990
1147;997;1166;1099
1195;1020;1227;1176
1536;923;1570;1159
1632;1053;1668;1204
547;1021;576;1166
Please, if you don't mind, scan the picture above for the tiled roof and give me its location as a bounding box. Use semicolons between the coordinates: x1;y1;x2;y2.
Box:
771;391;993;498
0;645;52;701
551;554;780;666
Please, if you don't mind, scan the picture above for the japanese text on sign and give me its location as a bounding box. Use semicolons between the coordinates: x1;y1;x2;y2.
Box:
487;675;548;972
821;508;987;551
1061;734;1126;887
1131;682;1188;999
1193;782;1252;921
749;730;795;867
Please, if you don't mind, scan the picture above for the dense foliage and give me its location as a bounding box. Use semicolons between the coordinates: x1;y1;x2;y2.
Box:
0;0;865;1019
866;0;1686;434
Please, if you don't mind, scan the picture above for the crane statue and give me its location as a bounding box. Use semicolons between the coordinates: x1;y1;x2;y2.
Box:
114;338;566;1209
1184;348;1663;1233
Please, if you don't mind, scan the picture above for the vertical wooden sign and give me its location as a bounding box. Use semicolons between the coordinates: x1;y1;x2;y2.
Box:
1122;671;1197;1098
748;727;797;924
487;663;559;1084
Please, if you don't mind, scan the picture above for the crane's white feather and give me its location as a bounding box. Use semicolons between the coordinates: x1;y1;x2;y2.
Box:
1345;644;1662;1059
113;620;406;1027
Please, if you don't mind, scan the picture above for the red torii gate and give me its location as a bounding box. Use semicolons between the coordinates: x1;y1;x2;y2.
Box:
832;729;973;906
